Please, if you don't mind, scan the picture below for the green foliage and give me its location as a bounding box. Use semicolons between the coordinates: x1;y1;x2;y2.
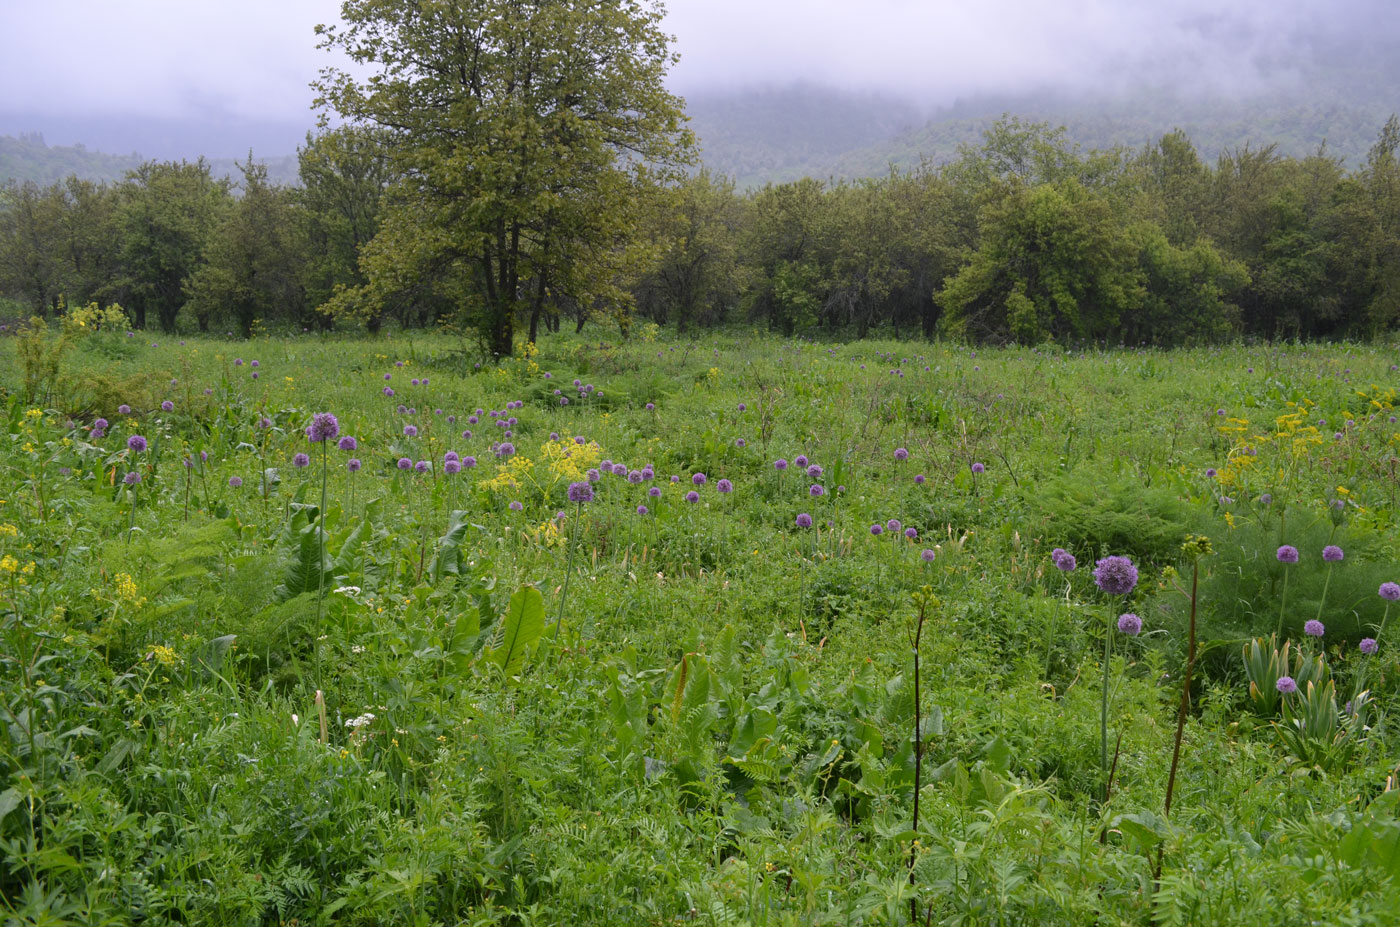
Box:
1033;472;1203;566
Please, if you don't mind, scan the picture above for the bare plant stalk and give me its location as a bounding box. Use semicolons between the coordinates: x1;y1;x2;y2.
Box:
908;590;933;926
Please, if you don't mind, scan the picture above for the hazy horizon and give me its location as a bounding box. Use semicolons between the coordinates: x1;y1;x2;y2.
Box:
2;0;1396;160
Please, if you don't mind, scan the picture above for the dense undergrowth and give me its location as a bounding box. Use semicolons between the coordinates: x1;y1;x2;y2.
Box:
2;322;1400;925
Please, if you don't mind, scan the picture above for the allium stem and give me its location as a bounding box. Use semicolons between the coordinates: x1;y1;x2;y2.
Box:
556;501;582;649
1275;568;1289;639
314;440;328;689
1100;606;1112;798
1314;563;1334;629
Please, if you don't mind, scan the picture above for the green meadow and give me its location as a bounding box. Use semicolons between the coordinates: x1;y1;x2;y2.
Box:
3;323;1400;925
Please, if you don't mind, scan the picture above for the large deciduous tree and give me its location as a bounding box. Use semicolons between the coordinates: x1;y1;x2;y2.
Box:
314;0;693;357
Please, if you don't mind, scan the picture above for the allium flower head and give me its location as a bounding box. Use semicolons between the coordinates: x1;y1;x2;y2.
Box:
685;490;700;503
123;471;141;485
1360;637;1379;655
894;447;908;460
509;500;522;511
308;412;340;443
971;462;985;474
921;548;936;562
1117;613;1142;635
774;458;788;471
809;484;825;498
717;479;733;493
1276;676;1298;694
228;476;243;488
1277;545;1299;563
794;455;808;468
692;472;706;486
293;453;310;468
161;401;174;412
1304;619;1325;638
905;527;918;539
886;518;901;533
806;464;822;478
338;436;358;451
568;481;594;503
795;513;813;528
396;457;412;470
1323;545;1344;562
612;463;627;476
463;456;476;468
118;404;131;415
93;418;109;430
1380;582;1400;602
444;460;461;474
347;458;362;472
1093;555;1138;596
627;469;643;484
403;424;418;438
127;435;147;453
914;474;925;485
870;523;883;536
413;460;429;473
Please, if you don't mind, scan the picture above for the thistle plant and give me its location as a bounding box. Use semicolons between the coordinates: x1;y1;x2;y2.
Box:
307;412;340;688
1092;554;1138;801
556;481;594;649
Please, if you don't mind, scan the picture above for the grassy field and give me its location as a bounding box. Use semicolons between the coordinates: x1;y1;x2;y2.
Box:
3;324;1400;925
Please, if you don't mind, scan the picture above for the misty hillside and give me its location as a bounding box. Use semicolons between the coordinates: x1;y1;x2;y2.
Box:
686;85;1400;189
0;133;300;187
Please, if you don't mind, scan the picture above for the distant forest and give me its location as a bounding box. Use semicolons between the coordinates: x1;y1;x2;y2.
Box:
3;113;1400;347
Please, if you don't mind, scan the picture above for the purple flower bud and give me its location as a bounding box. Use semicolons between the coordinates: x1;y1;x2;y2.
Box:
870;524;883;536
403;425;418;438
648;486;661;498
1093;555;1138;596
118;404;132;415
809;484;825;497
904;527;917;539
692;472;707;486
971;462;985;474
915;474;925;485
228;476;243;488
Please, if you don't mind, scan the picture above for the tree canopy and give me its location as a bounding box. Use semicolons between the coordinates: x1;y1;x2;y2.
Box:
312;0;694;357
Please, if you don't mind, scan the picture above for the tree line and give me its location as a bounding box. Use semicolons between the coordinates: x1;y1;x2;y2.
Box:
2;115;1398;348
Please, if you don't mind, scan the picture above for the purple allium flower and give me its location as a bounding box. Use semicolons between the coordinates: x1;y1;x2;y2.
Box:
251;372;258;380
870;523;883;536
1303;619;1326;638
411;378;420;386
1259;493;1273;505
509;500;523;511
645;402;655;411
809;484;825;498
235;358;244;366
1216;408;1225;416
1276;676;1298;694
127;435;148;453
338;436;358;451
1380;582;1400;602
560;397;568;406
914;474;925;485
463;456;476;468
1323;545;1344;562
904;527;917;539
445;450;459;462
717;478;733;494
685;490;700;503
921;548;936;562
1093;555;1138;596
627;469;643;484
795;513;813;528
587;468;601;482
1205;468;1217;479
250;360;259;368
402;424;418;438
396;457;412;470
161;400;174;412
648;486;661;498
462;430;472;439
497;443;515;457
894;447;909;460
308;412;340;443
886;518;901;532
735;438;746;448
93;418;109;430
1360;637;1379;655
692;472;707;486
971;462;985;474
348;458;362;472
200;450;208;462
444;459;461;474
1117;613;1142;635
123;471;141;485
774;458;788;471
806;464;822;478
794;455;809;468
118;404;132;415
414;460;430;473
293;453;310;468
642;466;654;479
1277;545;1300;564
384;373;392;380
384;387;394;397
612;463;627;476
228;476;243;488
568;481;594;503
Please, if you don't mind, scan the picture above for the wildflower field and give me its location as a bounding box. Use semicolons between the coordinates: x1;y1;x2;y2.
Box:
4;323;1400;925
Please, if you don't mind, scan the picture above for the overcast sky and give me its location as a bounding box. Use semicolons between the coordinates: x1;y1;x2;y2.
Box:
0;0;1389;157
